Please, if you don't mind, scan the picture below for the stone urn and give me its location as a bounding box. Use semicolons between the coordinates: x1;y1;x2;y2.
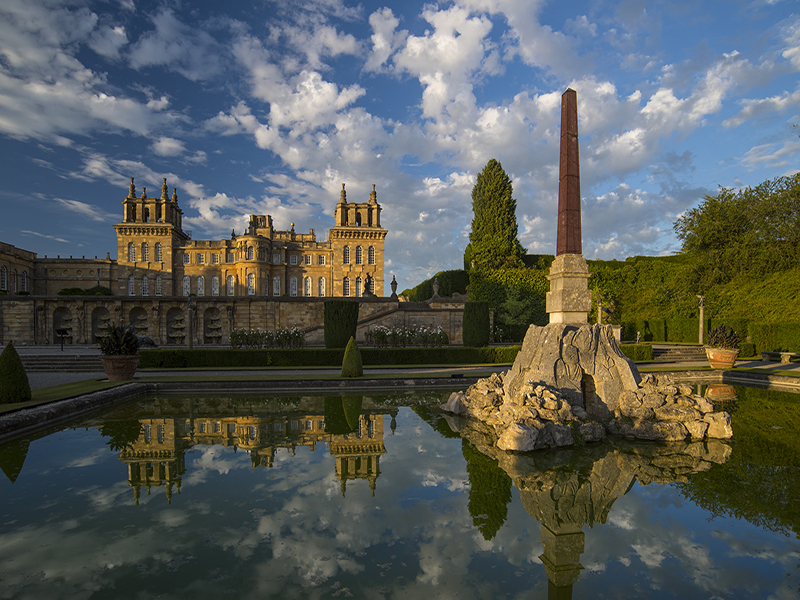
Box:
100;355;140;381
704;346;739;370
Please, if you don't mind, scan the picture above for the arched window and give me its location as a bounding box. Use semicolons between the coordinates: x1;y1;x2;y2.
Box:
304;277;311;297
141;275;149;296
355;246;363;265
343;246;350;264
273;276;280;296
211;276;219;296
368;246;375;265
154;242;163;262
128;275;135;296
247;246;254;260
20;271;27;292
355;277;362;298
368;276;375;295
197;275;205;296
182;276;190;296
289;276;297;297
141;242;149;262
0;266;6;291
318;277;325;297
247;273;255;295
227;275;235;296
343;277;350;297
128;242;136;262
155;275;162;296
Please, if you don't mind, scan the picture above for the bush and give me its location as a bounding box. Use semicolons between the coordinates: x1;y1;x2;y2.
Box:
463;301;490;347
341;337;363;377
400;269;470;301
324;300;360;348
229;327;304;349
0;342;31;403
364;325;449;347
707;325;741;350
619;344;653;362
99;324;140;355
749;322;800;353
739;342;756;358
58;285;113;296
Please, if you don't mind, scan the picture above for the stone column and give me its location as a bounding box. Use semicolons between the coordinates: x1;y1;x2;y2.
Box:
698;295;705;344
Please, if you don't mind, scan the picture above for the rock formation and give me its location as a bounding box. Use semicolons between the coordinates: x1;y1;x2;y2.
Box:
441;323;733;451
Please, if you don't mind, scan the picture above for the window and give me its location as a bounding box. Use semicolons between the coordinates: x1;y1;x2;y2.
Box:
247;247;254;260
0;266;6;291
182;276;190;296
249;426;256;440
273;276;280;296
197;275;205;296
289;276;297;297
155;275;162;296
198;253;205;264
273;253;280;264
368;246;375;265
141;242;149;262
157;424;165;443
128;275;135;296
143;424;151;443
211;253;219;264
212;276;219;296
141;275;149;296
20;271;27;292
343;246;350;264
198;422;206;433
183;253;190;265
227;252;234;262
247;273;255;295
318;277;325;297
290;254;297;266
227;275;235;296
273;422;282;432
368;276;375;295
155;243;162;262
343;277;350;297
304;277;311;296
213;422;221;433
355;246;363;265
355;277;362;298
128;243;136;262
304;254;311;265
318;255;325;265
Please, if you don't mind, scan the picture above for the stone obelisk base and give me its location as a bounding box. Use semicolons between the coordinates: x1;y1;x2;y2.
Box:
546;254;592;324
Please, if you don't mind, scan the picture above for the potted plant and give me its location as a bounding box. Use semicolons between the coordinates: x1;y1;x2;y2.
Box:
99;323;141;381
705;325;740;369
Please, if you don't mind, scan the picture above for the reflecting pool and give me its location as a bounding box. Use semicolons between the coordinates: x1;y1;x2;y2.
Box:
1;386;799;599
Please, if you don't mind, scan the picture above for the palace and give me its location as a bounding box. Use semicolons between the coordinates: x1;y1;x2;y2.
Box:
0;177;387;300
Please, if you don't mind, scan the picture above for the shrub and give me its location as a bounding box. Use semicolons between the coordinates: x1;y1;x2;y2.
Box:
0;342;31;403
749;322;800;353
463;301;490;347
229;327;304;349
619;344;653;362
341;337;363;377
99;324;140;355
707;325;741;350
324;300;360;348
364;325;449;347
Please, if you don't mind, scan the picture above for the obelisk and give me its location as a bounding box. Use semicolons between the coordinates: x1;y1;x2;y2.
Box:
546;89;592;324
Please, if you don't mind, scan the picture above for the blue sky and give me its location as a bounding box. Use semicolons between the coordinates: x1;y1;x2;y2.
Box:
1;0;798;290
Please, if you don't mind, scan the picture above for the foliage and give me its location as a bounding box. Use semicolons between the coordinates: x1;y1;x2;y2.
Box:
674;173;800;287
707;325;740;350
400;269;470;301
468;268;549;340
98;323;140;355
0;342;31;404
364;325;448;347
462;439;512;540
324;397;363;435
58;285;113;296
748;322;800;352
229;327;305;349
462;301;490;347
99;420;142;452
619;344;653;362
341;337;363;377
324;300;360;348
465;159;525;270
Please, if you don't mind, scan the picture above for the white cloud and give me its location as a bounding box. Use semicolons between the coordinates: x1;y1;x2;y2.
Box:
88;25;128;59
151;136;187;157
53;198;116;222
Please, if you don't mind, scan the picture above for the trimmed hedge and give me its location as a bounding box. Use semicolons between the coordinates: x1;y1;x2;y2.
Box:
341;337;363;377
139;346;523;369
324;300;360;348
463;301;490;347
749;322;800;353
0;342;31;403
619;344;653;362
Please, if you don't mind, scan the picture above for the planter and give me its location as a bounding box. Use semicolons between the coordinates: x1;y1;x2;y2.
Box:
704;346;739;370
704;384;738;403
100;355;140;381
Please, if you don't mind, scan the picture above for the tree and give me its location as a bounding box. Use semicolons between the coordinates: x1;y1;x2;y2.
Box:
0;342;31;404
465;159;525;270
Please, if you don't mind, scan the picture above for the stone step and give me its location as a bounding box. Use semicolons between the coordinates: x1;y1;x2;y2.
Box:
651;346;706;362
20;355;104;372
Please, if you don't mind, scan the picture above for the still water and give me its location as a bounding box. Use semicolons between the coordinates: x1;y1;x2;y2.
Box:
0;385;798;600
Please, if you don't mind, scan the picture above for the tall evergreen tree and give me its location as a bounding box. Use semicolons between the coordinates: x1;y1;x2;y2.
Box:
464;159;525;270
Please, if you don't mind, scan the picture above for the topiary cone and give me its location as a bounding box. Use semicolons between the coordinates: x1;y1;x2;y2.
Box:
341;336;363;378
0;342;32;404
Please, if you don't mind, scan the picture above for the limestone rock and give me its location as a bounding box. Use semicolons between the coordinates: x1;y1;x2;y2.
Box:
497;423;538;451
703;412;733;439
441;391;468;416
578;421;606;442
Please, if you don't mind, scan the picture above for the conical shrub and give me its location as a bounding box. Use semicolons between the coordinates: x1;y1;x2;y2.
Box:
0;342;32;404
341;336;363;378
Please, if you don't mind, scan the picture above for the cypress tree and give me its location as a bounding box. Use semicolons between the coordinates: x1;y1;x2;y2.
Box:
324;300;360;348
465;159;525;270
0;342;32;404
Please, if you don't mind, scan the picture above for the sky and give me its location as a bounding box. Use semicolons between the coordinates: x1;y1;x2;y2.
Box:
1;0;799;291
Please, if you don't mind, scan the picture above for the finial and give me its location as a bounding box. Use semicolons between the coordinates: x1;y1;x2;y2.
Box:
161;178;168;200
369;183;377;204
291;222;295;232
172;187;177;203
231;228;236;239
140;186;146;199
128;177;135;198
340;183;347;203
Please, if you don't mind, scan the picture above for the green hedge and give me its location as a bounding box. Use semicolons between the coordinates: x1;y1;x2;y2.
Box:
463;301;490;347
139;346;522;369
619;344;653;362
324;300;360;348
749;323;800;353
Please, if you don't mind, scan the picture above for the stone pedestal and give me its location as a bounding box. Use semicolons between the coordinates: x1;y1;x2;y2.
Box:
545;254;591;324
